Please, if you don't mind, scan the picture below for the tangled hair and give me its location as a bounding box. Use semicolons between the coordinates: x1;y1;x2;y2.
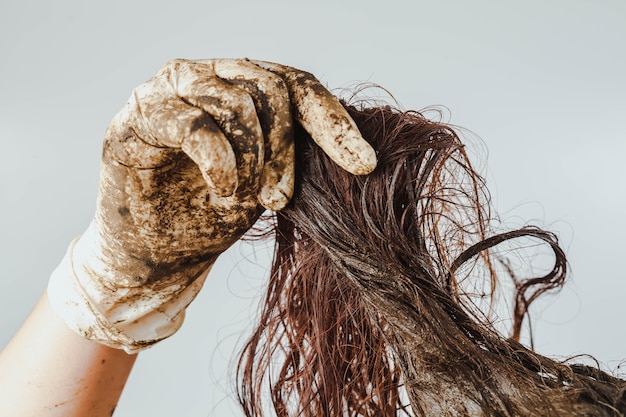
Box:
236;102;626;416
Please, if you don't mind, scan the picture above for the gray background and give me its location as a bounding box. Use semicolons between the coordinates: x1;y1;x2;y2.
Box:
1;0;624;415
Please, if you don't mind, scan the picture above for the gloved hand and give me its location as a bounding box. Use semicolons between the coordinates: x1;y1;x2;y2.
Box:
47;58;377;353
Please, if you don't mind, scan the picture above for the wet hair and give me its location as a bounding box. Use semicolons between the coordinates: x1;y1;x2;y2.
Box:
236;101;626;416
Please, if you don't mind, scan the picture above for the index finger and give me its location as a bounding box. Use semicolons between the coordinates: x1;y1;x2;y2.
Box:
251;60;377;175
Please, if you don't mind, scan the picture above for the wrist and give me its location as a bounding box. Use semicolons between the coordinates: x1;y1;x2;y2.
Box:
47;226;214;353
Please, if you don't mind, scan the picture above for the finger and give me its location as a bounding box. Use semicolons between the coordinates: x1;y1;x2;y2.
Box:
130;76;237;196
166;60;265;199
200;58;294;211
252;60;377;175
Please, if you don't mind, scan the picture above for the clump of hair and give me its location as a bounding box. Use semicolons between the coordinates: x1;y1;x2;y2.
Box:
237;101;626;416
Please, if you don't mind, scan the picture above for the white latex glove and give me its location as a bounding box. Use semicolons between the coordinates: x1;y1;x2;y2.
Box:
47;59;377;353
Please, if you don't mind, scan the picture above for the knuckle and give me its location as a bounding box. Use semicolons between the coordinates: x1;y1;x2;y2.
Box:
159;58;188;74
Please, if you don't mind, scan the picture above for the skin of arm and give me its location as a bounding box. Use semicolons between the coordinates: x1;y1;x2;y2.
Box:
0;291;137;417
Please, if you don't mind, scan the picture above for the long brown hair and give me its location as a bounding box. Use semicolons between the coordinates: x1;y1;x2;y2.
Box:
237;102;626;416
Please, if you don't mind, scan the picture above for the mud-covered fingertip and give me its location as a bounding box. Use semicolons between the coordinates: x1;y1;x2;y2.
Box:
258;195;289;212
323;127;378;176
181;129;238;198
257;180;293;211
347;141;377;175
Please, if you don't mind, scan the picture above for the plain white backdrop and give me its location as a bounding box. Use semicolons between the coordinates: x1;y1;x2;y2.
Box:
1;0;624;415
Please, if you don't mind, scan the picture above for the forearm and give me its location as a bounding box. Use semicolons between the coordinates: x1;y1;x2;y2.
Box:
0;291;137;417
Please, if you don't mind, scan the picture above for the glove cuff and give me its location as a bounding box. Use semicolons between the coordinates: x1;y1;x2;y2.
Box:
47;235;211;354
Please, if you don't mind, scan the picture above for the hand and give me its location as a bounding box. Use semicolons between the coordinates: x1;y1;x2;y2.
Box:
47;59;377;352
